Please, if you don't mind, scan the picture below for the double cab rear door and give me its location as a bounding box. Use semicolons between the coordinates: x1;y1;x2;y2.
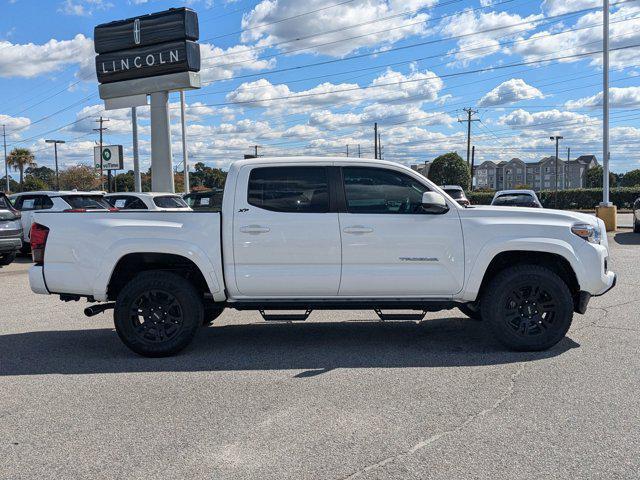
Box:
231;162;464;298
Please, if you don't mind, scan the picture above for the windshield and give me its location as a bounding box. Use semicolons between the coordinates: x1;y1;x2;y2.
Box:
493;194;538;207
61;195;111;210
443;189;464;200
153;196;189;209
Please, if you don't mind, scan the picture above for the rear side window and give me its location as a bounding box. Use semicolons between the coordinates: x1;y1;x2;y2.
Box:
107;196;148;210
0;195;9;209
343;167;429;214
493;194;538;207
15;195;53;211
248;167;329;213
62;195;110;210
153;196;188;208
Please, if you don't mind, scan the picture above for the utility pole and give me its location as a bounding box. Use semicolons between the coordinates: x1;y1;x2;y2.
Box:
378;132;383;160
567;146;571;189
458;108;479;167
45;140;65;191
346;145;349;157
550;135;563;209
2;125;7;192
94;117;109;192
180;90;189;194
470;145;475;191
357;144;361;158
374;123;378;159
602;0;611;207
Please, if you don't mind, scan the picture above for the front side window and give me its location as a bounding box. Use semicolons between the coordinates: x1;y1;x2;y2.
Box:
342;167;429;214
248;167;329;213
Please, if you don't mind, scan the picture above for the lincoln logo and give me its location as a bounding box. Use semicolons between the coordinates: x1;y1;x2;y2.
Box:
133;18;141;45
100;49;181;74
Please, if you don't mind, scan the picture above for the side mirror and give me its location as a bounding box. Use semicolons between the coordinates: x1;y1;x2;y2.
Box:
421;192;449;214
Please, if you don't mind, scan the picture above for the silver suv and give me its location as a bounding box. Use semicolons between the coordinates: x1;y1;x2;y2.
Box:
0;193;22;266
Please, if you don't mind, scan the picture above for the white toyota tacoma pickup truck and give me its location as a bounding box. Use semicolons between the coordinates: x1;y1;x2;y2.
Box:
28;157;616;356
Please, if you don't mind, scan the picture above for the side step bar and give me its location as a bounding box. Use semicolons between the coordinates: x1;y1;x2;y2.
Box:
374;309;426;321
259;309;313;321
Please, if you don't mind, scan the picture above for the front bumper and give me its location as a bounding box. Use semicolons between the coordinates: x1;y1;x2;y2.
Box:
0;237;22;254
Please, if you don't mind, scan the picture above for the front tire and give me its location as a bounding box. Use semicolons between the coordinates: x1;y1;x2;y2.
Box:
114;271;203;357
634;218;640;233
0;252;17;266
481;265;573;351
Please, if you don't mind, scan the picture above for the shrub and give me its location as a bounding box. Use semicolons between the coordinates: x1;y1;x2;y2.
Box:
468;187;640;209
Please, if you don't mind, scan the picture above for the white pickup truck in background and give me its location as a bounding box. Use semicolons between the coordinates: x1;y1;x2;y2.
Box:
28;157;616;357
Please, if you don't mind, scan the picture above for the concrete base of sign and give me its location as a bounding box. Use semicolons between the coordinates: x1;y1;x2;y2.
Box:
99;71;200;99
596;204;617;232
150;91;175;193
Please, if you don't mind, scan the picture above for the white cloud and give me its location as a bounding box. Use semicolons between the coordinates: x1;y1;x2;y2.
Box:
541;0;600;16
509;4;640;69
199;43;276;83
59;0;114;17
240;0;436;57
565;86;640;109
438;9;542;65
478;78;544;106
0;114;31;139
0;34;94;79
498;108;594;127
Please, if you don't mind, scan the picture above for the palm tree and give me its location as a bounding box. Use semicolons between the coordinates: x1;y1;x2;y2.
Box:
7;148;36;192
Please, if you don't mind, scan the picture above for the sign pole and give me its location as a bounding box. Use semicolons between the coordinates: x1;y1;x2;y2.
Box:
602;0;611;206
3;125;9;192
180;90;189;194
132;106;141;192
150;91;174;193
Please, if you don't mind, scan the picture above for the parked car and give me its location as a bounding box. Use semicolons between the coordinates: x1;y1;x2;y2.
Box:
0;192;22;266
104;192;191;211
491;190;542;208
9;191;111;251
634;196;640;233
184;189;224;211
29;156;615;357
441;185;470;206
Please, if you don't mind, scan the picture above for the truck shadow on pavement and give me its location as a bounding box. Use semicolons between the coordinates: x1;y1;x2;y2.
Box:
614;231;640;245
0;317;579;377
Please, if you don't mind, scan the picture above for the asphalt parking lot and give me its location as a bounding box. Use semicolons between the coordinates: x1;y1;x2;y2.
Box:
1;231;639;480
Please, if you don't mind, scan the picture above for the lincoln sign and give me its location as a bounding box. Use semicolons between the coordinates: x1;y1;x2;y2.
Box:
94;8;200;84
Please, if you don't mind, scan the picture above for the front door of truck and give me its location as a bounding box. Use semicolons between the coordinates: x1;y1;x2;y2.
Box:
232;164;341;297
337;165;465;297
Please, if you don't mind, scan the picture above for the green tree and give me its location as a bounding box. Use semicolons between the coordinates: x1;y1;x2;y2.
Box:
25;165;55;189
621;169;640;187
22;176;48;192
190;162;227;190
59;165;99;191
114;171;135;192
586;165;617;188
427;152;470;189
6;148;36;192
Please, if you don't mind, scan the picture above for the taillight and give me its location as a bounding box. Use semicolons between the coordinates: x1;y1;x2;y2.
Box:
109;208;119;212
30;223;49;265
64;208;87;213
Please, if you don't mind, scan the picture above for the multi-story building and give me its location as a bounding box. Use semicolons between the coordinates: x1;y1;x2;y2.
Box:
410;162;431;177
474;155;598;190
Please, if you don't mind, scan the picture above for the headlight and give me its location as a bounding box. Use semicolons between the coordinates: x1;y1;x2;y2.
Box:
571;223;601;244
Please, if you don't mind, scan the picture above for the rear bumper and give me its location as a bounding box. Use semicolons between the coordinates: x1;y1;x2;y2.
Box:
29;265;49;295
0;237;22;253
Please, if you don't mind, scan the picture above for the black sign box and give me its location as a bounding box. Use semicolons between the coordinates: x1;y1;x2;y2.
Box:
94;8;198;54
95;40;201;84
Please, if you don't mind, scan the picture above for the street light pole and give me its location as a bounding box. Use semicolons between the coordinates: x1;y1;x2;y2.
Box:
45;139;65;191
550;135;563;209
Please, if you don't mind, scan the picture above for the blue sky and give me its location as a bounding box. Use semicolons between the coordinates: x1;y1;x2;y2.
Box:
1;0;640;176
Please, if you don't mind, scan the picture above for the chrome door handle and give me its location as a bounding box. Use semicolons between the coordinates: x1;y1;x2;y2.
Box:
240;225;271;234
343;225;374;234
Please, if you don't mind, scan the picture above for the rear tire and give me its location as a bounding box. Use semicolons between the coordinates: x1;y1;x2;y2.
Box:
458;302;482;321
114;271;203;357
634;218;640;233
481;265;573;351
0;252;17;266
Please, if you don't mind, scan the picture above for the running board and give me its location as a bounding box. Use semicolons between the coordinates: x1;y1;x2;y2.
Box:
259;309;312;321
374;309;426;321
